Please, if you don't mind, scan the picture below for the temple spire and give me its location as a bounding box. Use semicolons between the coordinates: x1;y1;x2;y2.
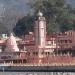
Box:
6;33;19;52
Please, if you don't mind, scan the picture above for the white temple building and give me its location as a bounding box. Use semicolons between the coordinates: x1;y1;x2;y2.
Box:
6;33;19;52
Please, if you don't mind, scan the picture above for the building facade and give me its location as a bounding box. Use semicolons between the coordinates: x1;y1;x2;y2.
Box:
0;12;75;65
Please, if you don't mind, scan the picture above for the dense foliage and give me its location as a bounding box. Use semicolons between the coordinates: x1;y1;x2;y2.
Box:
13;15;34;36
13;0;75;36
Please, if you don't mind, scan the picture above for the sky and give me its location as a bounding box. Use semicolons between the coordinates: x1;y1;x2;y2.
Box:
0;0;75;31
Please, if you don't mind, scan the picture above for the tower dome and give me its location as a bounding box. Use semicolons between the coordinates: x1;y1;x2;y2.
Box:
38;11;43;17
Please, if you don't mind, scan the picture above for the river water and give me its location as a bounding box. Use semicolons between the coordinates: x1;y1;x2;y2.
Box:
0;72;75;75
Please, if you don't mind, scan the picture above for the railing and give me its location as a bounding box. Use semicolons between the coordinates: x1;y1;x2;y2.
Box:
1;63;75;67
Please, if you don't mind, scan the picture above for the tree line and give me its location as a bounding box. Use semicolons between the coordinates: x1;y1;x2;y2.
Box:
13;0;75;36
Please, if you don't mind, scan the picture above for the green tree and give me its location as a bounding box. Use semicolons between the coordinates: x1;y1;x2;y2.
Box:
29;0;75;33
13;15;34;36
13;0;75;36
